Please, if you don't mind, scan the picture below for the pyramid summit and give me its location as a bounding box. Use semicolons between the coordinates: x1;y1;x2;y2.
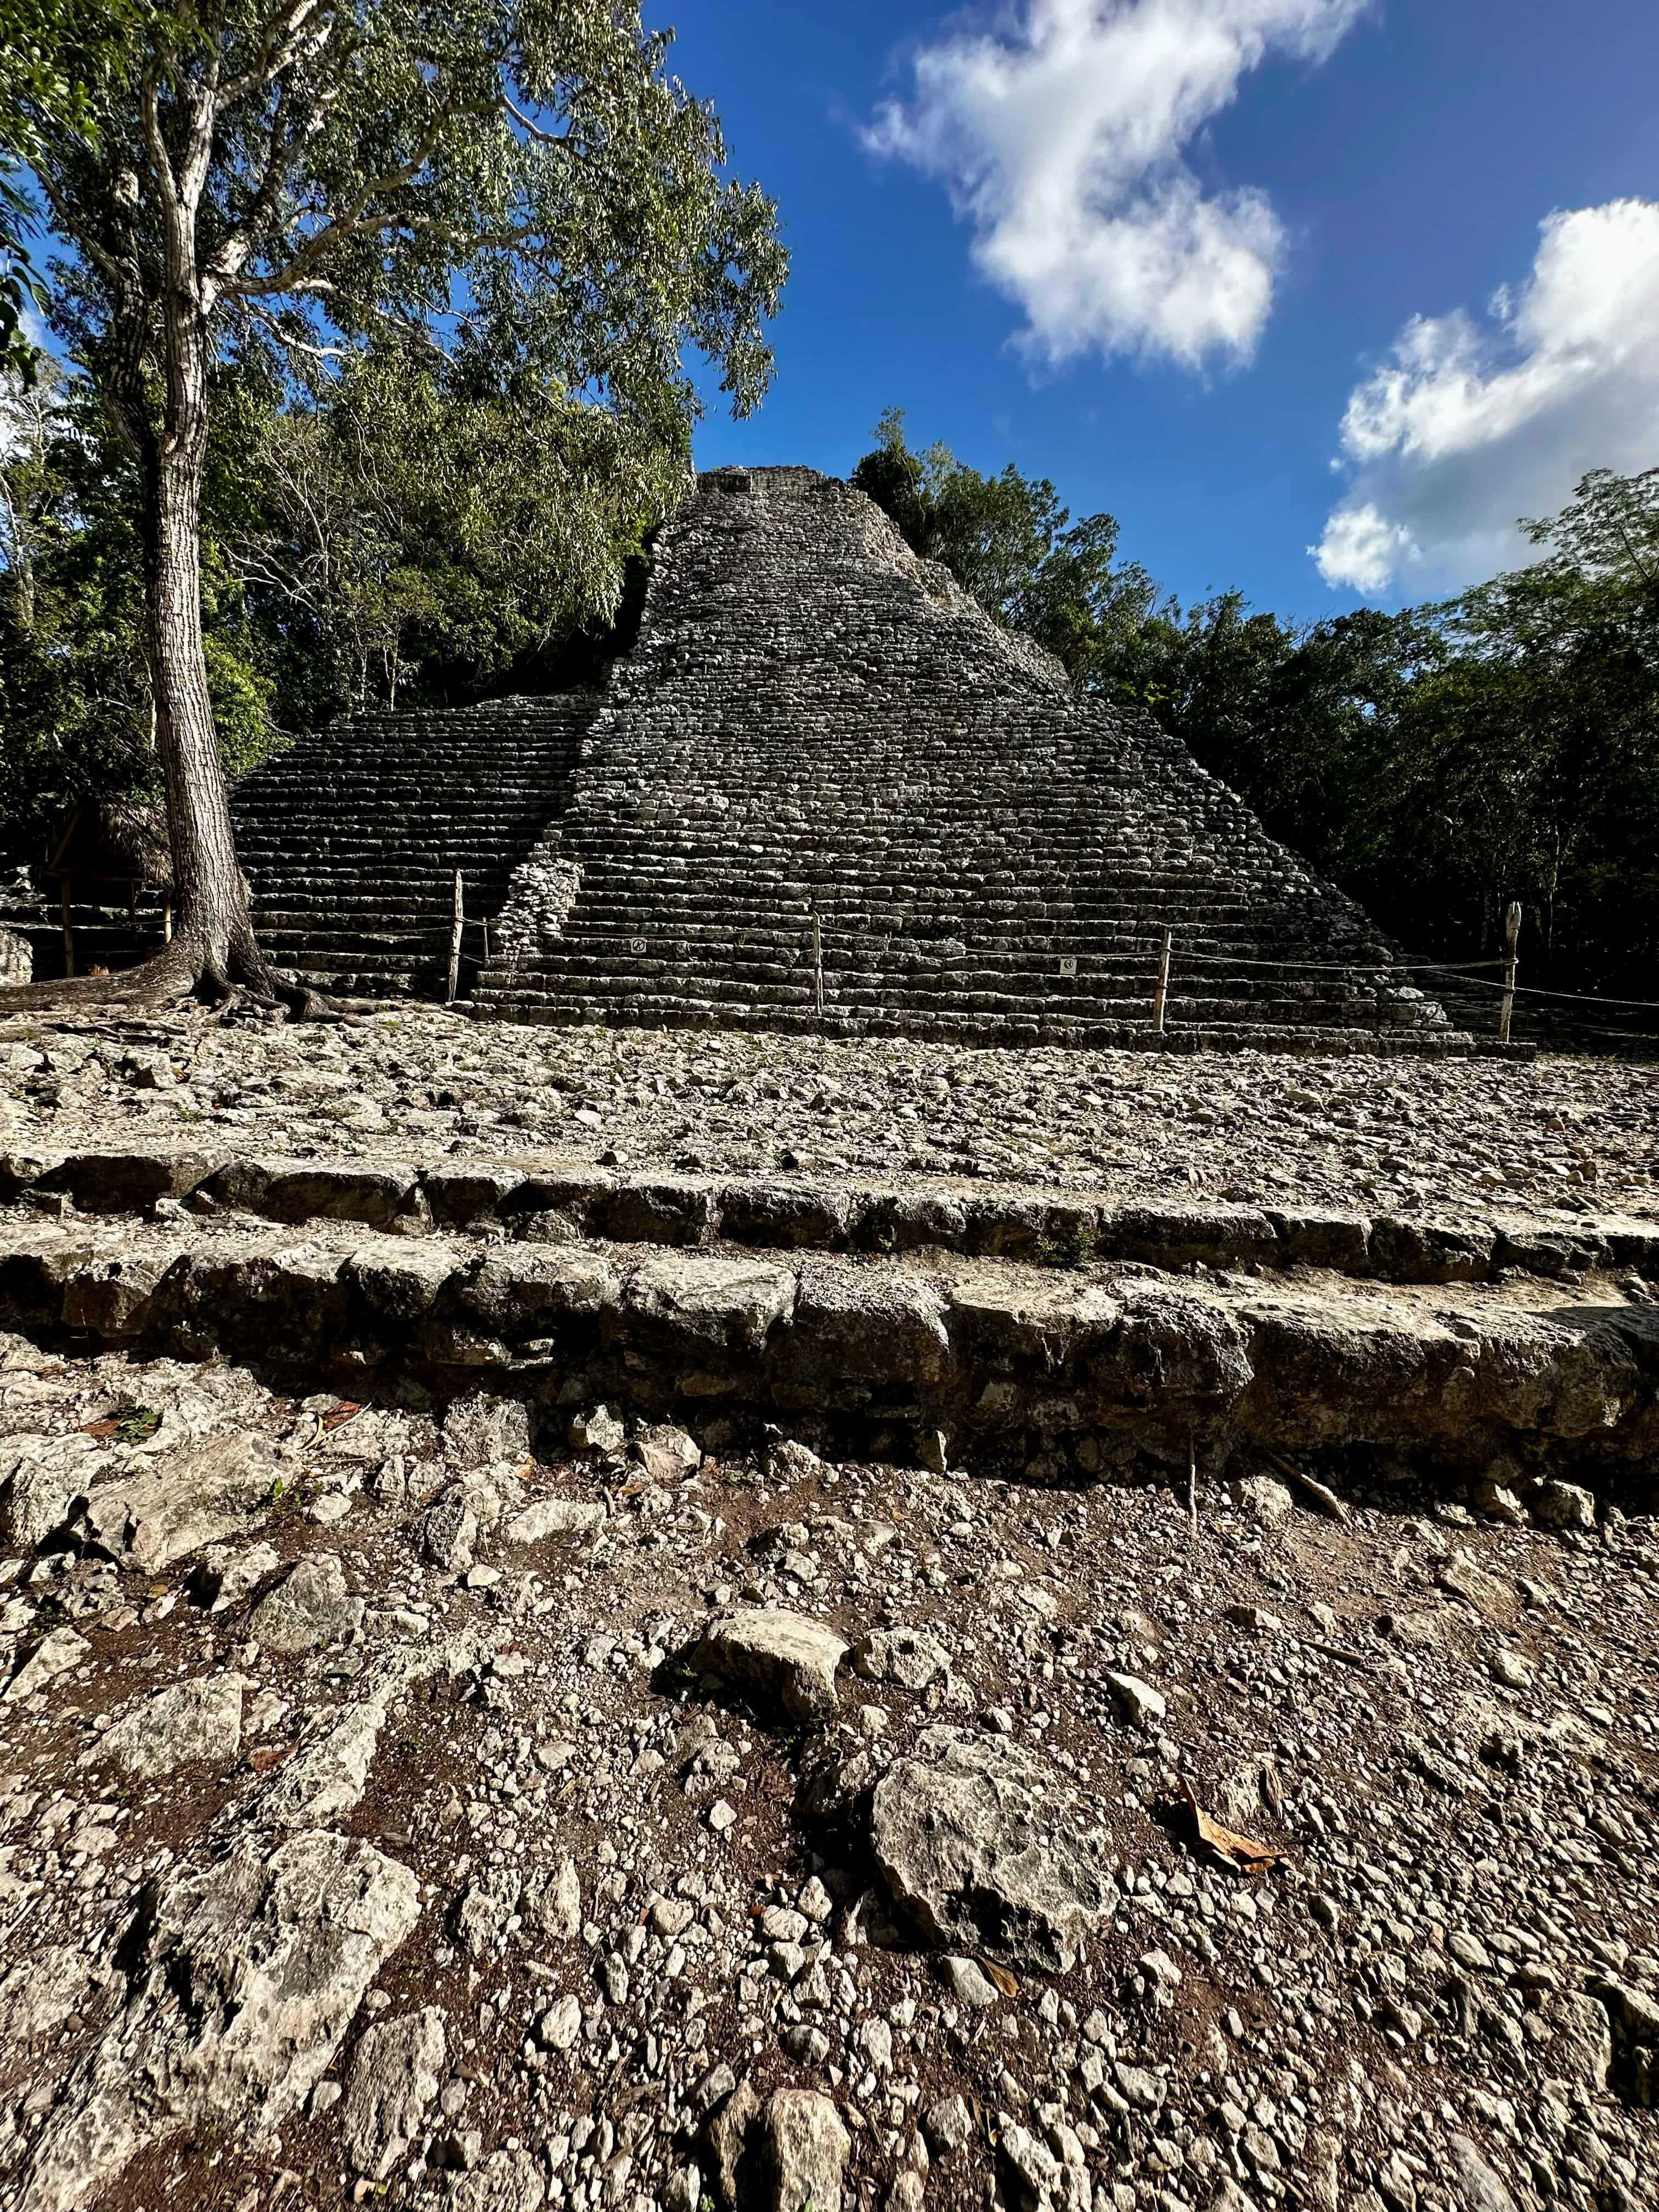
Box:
235;464;1453;1046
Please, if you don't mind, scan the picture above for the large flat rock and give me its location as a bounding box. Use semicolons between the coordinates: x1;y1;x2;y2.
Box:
870;1726;1118;1973
19;1830;420;2212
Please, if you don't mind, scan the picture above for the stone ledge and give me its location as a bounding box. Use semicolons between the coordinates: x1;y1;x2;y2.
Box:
467;1001;1537;1059
1;1144;1652;1288
1;1218;1654;1483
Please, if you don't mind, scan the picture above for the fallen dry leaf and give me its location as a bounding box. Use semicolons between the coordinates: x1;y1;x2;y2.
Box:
247;1743;295;1775
980;1960;1019;1999
81;1403;161;1444
320;1400;362;1431
1179;1776;1285;1874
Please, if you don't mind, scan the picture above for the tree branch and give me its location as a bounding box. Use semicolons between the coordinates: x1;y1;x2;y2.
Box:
223;102;462;300
501;93;574;147
140;66;182;219
219;0;340;108
35;172;125;289
239;296;347;359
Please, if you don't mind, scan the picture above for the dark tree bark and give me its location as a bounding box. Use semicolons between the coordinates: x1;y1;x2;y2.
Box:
139;293;272;997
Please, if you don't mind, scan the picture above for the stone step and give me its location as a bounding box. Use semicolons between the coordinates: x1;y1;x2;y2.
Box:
0;1146;1626;1284
228;693;599;996
1;1205;1646;1481
469;999;1490;1055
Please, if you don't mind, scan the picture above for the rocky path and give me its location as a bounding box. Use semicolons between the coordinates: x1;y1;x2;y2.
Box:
0;1332;1651;2212
1;1008;1654;1221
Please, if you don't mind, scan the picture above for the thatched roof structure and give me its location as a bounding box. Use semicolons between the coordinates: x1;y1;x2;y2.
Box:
38;800;174;898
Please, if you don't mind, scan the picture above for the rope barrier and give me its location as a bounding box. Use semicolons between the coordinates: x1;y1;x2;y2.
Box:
1172;952;1659;1013
1039;943;1659;1012
1412;970;1659;1011
797;910;1655;1025
1164;950;1508;975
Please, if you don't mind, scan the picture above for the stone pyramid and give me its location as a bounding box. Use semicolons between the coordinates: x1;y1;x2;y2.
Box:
238;464;1440;1043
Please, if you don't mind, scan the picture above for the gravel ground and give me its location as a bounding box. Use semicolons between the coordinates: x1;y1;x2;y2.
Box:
1;1008;1655;1221
0;1335;1652;2212
0;1005;1654;2212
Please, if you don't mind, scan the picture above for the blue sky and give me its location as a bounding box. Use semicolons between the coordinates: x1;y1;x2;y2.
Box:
675;0;1659;622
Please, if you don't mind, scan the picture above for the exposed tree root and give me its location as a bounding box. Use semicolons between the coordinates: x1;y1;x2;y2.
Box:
0;944;199;1017
0;938;349;1024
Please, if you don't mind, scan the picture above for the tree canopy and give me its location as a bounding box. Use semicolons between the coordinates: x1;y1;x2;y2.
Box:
0;0;159;378
855;417;1659;1012
1;0;786;1003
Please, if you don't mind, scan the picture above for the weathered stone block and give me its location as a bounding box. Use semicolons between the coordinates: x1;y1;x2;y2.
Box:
619;1249;796;1357
43;1149;222;1214
713;1181;851;1251
592;1177;716;1248
788;1264;951;1391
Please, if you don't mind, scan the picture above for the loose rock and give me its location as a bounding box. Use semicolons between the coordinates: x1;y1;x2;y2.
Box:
690;1605;849;1720
340;2005;447;2178
249;1553;365;1655
762;2087;851;2212
94;1673;245;1777
870;1726;1115;1971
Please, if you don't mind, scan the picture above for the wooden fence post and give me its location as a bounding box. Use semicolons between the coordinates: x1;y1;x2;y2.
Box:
812;910;825;1019
447;872;464;1005
60;882;74;978
1152;928;1173;1035
1499;902;1521;1044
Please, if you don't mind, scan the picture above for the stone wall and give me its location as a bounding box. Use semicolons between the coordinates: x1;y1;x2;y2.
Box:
0;928;30;989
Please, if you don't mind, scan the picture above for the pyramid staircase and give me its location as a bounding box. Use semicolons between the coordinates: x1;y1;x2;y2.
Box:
232;695;597;998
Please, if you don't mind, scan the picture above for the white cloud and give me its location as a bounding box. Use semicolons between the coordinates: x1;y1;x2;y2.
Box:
1314;199;1659;593
1310;503;1417;595
865;0;1369;369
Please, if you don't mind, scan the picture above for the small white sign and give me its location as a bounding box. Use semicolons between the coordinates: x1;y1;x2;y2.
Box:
629;937;647;955
1059;956;1078;977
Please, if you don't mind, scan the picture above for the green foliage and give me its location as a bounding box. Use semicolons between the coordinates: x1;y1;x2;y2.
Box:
0;347;277;846
0;177;50;385
235;347;681;718
0;0;160;379
17;0;785;455
855;415;1659;1003
850;409;1164;691
1;352;152;837
106;1401;160;1442
1384;469;1659;981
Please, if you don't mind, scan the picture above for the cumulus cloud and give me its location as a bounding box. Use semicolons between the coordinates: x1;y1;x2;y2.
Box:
1314;199;1659;593
865;0;1368;369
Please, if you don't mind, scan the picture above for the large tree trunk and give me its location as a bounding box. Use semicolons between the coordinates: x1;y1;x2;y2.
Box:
128;250;273;1000
0;75;315;1018
1;321;285;1013
142;424;270;995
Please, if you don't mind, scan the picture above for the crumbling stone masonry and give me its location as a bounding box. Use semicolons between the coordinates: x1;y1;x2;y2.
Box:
235;466;1443;1042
